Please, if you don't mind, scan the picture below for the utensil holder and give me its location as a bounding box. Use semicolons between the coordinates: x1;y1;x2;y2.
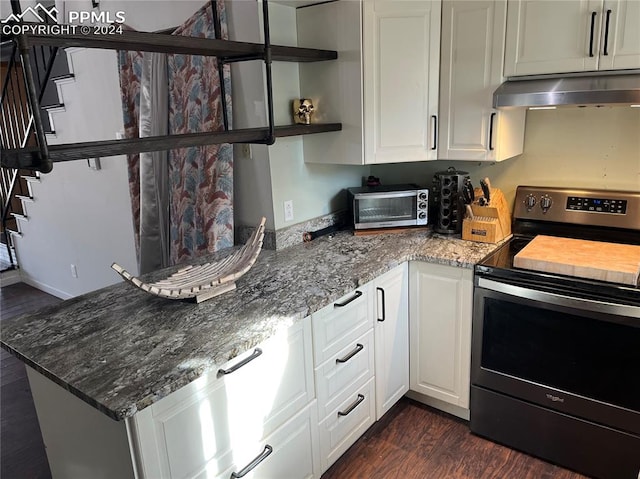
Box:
462;188;511;244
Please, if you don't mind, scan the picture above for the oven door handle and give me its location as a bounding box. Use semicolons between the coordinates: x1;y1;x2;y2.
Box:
477;278;640;319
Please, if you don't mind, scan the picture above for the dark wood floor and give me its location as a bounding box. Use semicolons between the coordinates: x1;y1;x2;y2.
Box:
1;282;59;479
2;283;589;479
322;398;589;479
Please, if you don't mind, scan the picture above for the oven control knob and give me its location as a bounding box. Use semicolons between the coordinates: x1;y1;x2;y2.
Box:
418;202;427;210
525;194;536;210
419;192;428;201
418;212;427;220
540;195;552;213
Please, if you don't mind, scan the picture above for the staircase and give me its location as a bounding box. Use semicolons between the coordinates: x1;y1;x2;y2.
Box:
1;1;71;276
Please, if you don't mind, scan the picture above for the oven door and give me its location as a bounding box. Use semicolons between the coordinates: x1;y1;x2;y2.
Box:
472;277;640;436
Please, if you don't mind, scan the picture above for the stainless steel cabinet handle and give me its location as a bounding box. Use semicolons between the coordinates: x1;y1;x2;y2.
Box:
488;112;496;151
230;445;273;478
589;11;597;57
376;287;386;321
603;9;612;55
338;394;365;417
431;115;438;150
336;343;364;364
218;348;262;376
334;290;363;308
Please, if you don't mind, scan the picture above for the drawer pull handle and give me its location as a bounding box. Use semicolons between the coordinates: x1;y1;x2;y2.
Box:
334;290;363;308
376;287;386;321
230;444;273;478
218;348;262;376
336;343;364;364
338;394;365;417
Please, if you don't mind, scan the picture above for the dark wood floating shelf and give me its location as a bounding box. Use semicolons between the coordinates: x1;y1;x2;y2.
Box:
22;28;337;62
0;124;342;167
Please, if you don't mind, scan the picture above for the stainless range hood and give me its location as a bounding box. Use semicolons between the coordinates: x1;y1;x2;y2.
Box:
493;73;640;108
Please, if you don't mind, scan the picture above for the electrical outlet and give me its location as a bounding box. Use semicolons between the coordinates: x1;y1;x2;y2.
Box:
70;264;78;278
284;200;294;222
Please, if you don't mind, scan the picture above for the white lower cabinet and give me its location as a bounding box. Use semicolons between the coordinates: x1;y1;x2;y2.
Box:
214;402;320;479
373;263;410;420
311;285;376;474
409;262;473;418
318;378;377;472
28;261;473;479
130;317;317;479
315;329;376;419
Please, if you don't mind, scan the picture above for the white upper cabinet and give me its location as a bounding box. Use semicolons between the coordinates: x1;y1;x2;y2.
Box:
363;0;442;164
438;0;524;162
598;0;640;70
298;0;442;165
504;0;640;76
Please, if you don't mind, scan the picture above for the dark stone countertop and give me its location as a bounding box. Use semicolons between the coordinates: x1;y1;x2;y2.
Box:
0;228;501;420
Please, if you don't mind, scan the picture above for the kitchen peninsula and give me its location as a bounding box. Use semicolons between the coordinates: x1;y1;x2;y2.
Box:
1;229;500;478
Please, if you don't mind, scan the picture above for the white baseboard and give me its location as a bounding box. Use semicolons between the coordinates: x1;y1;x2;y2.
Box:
20;274;74;300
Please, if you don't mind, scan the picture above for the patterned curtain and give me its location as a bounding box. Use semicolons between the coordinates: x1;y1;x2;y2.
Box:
117;0;233;267
117;50;144;257
168;1;234;265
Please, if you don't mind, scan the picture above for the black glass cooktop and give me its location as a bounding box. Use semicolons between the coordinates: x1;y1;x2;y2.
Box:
475;235;640;307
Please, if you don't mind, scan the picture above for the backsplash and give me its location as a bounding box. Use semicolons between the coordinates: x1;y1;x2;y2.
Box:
236;210;348;250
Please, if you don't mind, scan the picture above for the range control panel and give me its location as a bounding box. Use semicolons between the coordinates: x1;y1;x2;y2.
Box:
566;196;628;214
513;186;640;230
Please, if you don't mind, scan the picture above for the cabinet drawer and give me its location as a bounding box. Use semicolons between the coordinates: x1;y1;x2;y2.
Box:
318;378;376;473
131;318;314;479
312;286;372;365
213;401;320;479
315;329;375;419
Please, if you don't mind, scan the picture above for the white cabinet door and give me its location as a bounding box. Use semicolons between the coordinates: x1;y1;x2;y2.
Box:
409;262;473;410
311;286;372;366
373;263;409;420
215;402;320;479
315;329;375;420
131;318;315;479
439;0;523;162
363;0;441;164
318;378;376;473
504;0;603;76
598;0;640;70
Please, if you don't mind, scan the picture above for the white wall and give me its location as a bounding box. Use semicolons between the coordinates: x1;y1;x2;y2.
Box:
227;0;276;231
371;106;640;208
15;48;137;298
12;0;204;298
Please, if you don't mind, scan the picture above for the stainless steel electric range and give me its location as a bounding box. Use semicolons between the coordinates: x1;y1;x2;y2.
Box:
471;186;640;479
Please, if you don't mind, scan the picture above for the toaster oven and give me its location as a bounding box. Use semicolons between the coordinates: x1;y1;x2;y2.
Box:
347;184;429;230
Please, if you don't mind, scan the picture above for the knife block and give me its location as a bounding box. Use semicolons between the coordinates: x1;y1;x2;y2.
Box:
462;188;511;243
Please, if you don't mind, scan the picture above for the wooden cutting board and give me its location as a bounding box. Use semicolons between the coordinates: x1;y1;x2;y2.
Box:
514;235;640;286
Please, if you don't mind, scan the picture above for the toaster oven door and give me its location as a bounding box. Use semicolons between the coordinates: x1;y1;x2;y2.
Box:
354;192;418;229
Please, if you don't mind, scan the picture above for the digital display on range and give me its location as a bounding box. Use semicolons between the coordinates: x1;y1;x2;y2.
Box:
566;197;627;214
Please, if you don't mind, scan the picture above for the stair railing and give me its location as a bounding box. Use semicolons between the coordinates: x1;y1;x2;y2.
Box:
0;3;61;270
